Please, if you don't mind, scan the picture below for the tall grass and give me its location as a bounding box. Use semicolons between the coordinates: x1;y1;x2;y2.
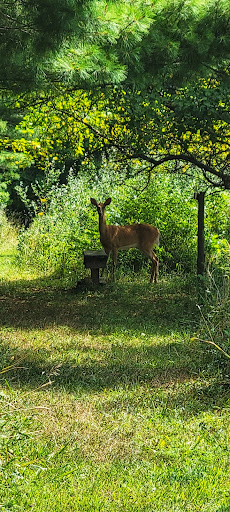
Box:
0;208;17;250
197;271;230;364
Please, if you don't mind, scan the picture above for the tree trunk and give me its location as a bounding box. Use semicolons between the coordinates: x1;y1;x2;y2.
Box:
194;191;205;276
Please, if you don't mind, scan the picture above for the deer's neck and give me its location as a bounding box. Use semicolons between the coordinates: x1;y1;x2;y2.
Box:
99;213;108;237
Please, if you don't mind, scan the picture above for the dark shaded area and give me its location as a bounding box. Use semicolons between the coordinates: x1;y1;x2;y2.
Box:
0;275;197;332
0;0;90;90
0;335;229;417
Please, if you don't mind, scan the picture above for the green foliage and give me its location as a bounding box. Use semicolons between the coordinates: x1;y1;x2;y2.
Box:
4;71;229;196
17;166;115;278
0;180;9;208
16;164;229;281
133;0;230;86
206;192;230;240
0;0;92;90
205;192;230;281
15;164;63;217
0;117;35;210
1;0;230;225
3;0;230;92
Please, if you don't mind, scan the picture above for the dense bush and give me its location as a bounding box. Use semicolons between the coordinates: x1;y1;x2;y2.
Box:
116;175;198;273
16;164;230;283
16;165;125;279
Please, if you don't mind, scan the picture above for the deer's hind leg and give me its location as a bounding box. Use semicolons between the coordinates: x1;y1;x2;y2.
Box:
111;248;118;281
143;248;159;283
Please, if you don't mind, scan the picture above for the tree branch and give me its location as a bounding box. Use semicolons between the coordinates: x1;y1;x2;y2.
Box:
127;151;230;189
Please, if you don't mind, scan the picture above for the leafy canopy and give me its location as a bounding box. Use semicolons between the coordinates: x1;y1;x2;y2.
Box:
1;0;230;90
6;70;230;191
1;0;230;199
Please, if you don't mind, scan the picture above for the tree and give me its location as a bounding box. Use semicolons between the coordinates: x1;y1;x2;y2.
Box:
1;0;230;92
0;0;95;90
7;69;229;274
1;0;230;277
10;74;230;190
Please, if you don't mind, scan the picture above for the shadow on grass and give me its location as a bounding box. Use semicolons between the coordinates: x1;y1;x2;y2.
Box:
0;335;229;416
1;273;229;412
0;273;198;333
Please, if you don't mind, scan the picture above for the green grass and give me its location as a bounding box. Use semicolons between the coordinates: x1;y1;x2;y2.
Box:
0;234;230;511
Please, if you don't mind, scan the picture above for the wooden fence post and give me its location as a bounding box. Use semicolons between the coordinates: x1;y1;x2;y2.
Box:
194;191;205;276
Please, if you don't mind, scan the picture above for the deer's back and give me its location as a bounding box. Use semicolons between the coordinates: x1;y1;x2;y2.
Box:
101;223;160;251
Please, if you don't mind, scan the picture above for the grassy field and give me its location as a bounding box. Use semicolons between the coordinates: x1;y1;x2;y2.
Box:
0;231;230;511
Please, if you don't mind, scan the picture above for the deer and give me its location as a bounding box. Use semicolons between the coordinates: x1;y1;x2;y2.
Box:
90;197;160;283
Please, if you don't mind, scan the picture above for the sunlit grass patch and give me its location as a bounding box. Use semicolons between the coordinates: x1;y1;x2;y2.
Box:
0;380;230;511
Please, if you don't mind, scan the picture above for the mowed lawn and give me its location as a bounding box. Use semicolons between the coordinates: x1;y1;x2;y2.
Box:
0;237;230;511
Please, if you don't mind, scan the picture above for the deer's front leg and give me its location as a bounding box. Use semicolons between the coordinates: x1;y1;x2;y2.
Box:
150;253;159;284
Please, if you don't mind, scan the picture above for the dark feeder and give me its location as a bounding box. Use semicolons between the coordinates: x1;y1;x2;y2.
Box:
83;250;108;284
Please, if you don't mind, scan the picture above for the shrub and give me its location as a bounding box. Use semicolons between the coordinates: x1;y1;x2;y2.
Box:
17;164;230;283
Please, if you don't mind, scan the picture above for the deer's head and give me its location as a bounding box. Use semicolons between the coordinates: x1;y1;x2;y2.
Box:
90;197;111;217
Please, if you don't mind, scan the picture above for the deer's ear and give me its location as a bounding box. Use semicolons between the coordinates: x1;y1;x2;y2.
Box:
90;198;98;206
104;198;111;206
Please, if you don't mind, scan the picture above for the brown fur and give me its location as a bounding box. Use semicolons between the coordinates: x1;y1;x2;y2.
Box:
91;197;160;283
